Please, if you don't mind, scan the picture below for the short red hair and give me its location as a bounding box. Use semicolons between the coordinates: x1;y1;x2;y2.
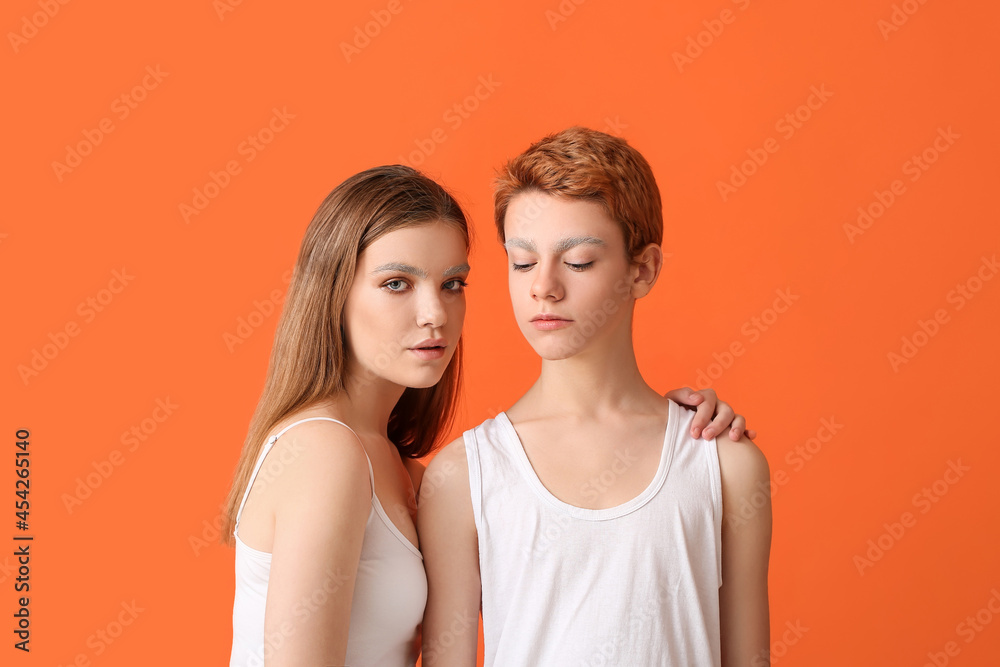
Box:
493;126;663;256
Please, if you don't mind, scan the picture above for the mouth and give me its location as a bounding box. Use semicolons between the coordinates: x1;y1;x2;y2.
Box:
530;314;572;330
409;339;448;360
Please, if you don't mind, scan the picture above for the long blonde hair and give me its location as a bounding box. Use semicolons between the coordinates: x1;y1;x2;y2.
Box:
221;165;470;544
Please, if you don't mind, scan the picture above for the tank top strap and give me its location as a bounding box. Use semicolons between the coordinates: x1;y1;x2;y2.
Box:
233;417;374;537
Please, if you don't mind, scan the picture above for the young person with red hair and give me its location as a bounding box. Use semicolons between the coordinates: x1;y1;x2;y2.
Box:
420;127;771;666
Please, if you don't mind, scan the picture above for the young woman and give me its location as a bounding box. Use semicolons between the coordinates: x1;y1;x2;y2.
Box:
222;164;754;666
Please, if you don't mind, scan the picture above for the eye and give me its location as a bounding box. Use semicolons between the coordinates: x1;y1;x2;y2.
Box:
511;262;535;272
444;279;468;292
565;261;594;271
382;278;410;292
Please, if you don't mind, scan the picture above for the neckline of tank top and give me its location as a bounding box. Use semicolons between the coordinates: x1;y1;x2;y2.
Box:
493;397;680;521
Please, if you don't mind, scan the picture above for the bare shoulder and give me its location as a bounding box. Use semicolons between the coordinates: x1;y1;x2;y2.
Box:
716;434;770;491
418;435;471;508
265;419;372;512
417;435;477;554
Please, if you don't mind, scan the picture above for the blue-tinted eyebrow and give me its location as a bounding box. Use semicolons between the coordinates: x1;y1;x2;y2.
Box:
504;236;605;253
371;262;470;278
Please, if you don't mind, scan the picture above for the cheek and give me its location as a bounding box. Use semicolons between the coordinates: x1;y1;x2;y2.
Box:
347;293;396;340
448;296;468;329
508;273;530;302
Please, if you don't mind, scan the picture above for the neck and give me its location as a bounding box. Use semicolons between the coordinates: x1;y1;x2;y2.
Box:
529;320;661;418
327;363;407;438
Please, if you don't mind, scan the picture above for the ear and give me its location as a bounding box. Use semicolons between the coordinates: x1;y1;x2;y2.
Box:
629;243;663;299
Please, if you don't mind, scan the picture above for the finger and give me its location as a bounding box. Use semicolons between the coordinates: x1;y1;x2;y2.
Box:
701;399;735;440
689;389;718;438
726;414;747;441
664;386;704;406
745;428;757;441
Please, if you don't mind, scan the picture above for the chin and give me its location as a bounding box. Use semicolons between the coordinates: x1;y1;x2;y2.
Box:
529;339;584;362
399;365;451;390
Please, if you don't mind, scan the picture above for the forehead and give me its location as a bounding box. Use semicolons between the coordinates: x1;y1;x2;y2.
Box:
503;190;623;248
360;221;467;258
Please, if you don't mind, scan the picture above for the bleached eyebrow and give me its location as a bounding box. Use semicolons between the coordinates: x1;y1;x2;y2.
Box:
371;263;427;278
504;236;606;254
503;238;536;252
371;262;470;278
551;236;606;253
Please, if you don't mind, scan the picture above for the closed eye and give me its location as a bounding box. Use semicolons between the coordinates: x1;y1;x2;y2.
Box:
512;263;535;272
565;261;594;271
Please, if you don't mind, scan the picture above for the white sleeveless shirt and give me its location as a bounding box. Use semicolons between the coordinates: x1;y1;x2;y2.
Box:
465;398;723;666
230;417;427;667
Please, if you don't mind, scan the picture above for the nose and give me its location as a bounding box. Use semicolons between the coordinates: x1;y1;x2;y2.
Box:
416;288;447;329
530;262;563;301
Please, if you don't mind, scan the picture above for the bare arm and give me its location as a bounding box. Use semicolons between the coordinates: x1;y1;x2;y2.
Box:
264;422;372;666
418;436;481;667
717;435;772;666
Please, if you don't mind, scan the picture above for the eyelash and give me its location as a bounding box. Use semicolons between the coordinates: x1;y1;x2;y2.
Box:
381;279;468;293
511;262;593;272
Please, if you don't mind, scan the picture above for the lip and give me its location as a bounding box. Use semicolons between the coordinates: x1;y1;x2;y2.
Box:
530;314;573;331
409;338;448;360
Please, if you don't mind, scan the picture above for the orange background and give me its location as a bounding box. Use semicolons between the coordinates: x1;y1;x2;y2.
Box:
3;0;999;665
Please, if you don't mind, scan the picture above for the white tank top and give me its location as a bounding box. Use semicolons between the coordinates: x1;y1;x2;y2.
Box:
229;417;427;667
465;398;723;666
